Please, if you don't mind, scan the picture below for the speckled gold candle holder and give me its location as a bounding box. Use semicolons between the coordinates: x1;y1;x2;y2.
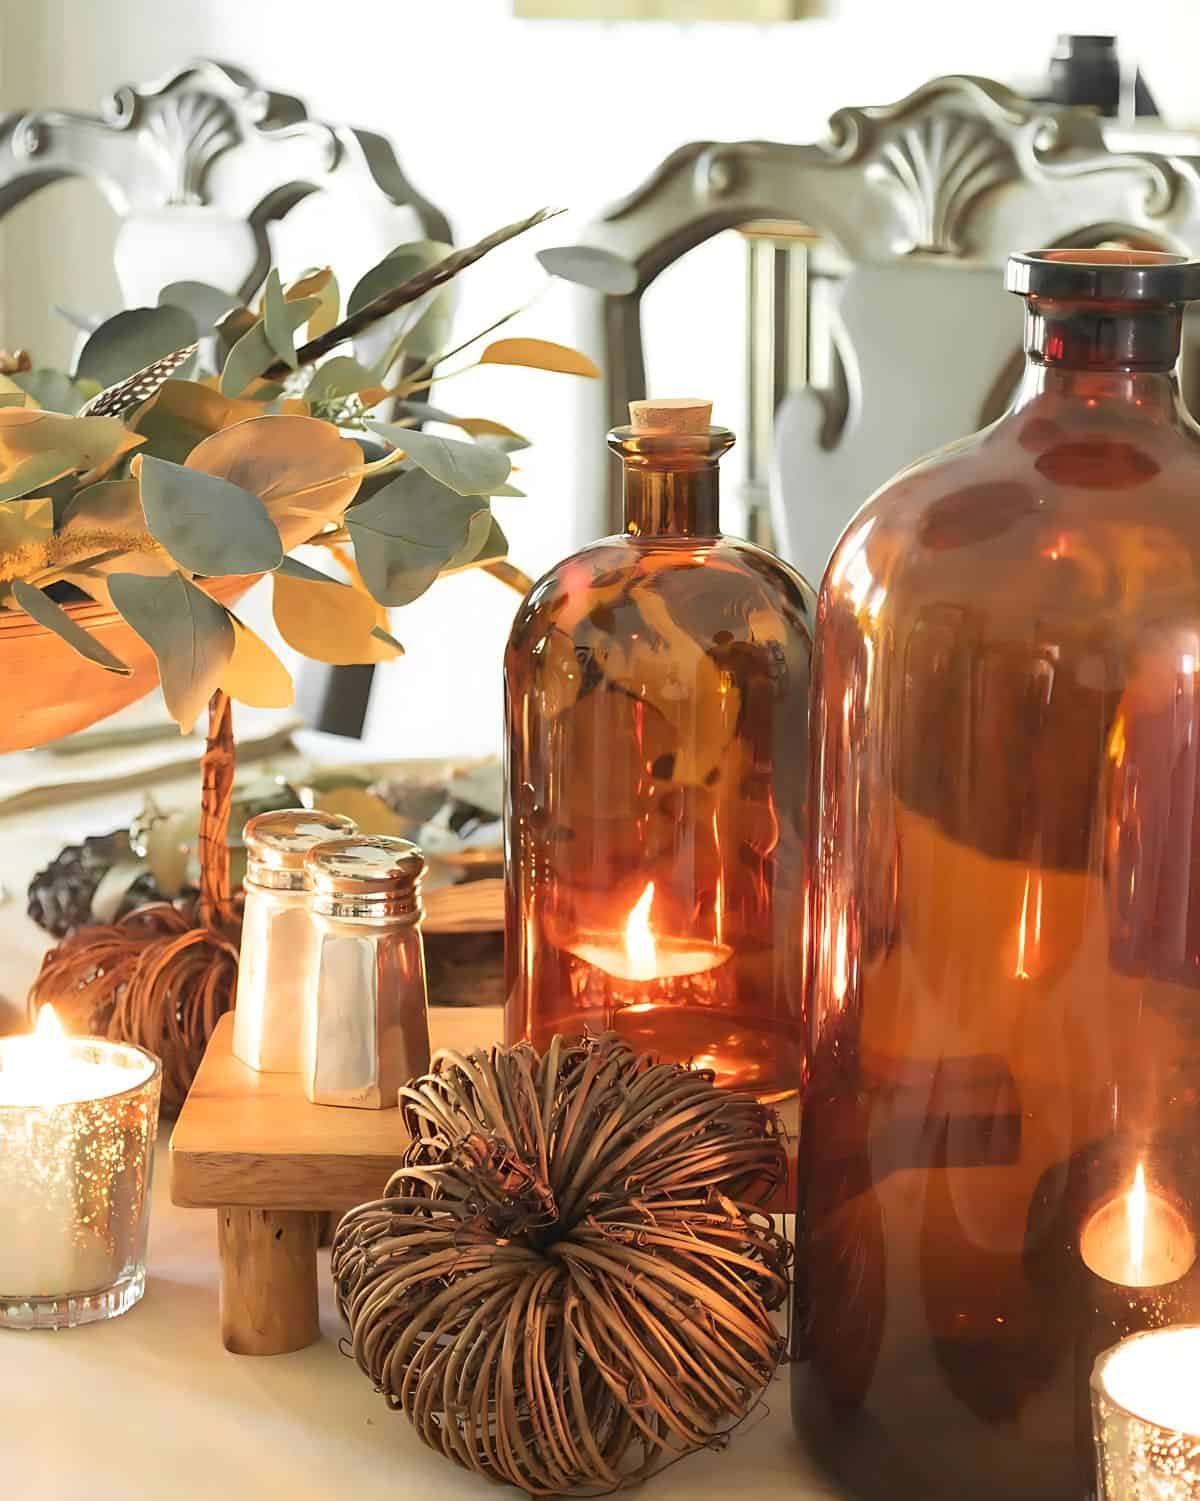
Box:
0;1036;161;1330
1093;1327;1200;1498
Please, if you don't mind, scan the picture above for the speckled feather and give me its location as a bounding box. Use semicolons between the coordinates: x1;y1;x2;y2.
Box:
80;344;199;417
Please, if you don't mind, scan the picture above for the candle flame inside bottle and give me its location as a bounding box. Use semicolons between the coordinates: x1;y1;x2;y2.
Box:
625;883;658;982
1128;1162;1148;1283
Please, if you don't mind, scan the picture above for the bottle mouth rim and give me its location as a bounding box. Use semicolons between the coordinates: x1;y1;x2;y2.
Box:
608;424;735;465
1006;249;1200;303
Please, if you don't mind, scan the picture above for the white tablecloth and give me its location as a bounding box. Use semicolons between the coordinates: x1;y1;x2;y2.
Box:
0;756;836;1501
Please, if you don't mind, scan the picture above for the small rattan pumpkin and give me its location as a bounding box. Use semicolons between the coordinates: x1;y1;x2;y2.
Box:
331;1033;790;1496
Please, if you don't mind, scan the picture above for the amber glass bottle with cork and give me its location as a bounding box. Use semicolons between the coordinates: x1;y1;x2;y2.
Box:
504;398;814;1101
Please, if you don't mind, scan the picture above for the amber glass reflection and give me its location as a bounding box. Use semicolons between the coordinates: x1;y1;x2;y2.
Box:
504;423;814;1099
793;250;1200;1500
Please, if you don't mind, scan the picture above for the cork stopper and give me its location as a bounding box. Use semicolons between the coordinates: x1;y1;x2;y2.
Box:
628;398;712;434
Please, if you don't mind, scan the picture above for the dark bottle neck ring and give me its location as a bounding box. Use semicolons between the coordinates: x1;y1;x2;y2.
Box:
1023;299;1183;373
609;424;734;538
1008;249;1200;375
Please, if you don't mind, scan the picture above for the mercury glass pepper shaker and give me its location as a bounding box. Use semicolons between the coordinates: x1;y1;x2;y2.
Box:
232;808;357;1073
302;836;430;1109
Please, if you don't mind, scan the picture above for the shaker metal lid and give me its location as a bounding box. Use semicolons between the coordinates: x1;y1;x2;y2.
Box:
1006;249;1200;304
305;835;425;896
243;808;358;871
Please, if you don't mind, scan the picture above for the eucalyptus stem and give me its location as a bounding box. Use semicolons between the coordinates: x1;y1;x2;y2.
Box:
262;208;561;381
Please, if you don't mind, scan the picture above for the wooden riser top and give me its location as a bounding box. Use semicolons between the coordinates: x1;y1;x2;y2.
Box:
169;1008;504;1212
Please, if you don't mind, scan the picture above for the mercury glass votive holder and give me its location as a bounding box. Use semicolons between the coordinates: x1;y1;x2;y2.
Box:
0;1036;161;1330
1092;1327;1200;1499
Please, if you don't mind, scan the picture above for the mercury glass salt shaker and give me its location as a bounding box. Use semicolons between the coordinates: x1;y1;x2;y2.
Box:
232;808;357;1073
302;836;430;1109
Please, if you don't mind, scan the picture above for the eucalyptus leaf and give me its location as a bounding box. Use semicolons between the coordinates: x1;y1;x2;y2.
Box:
61;478;144;531
346;469;487;606
348;242;452;318
303;271;340;339
222;614;294;709
396;288;453;362
137;454;283;575
128;380;263;465
537;244;639;295
220;298;319;398
158;281;240;331
0;394;24;408
382;403;532;451
75;306;199;388
276;555;350;588
262;270;299;371
186;414;366;551
11;370;91;415
12;579;131;675
445;514;509;574
0;496;53;553
457;419;531;450
365;421;510;497
0;409;143;503
474;431;532;454
109;570;235;728
273;568;401;665
479;337;600;378
370;624;405;651
43;472;87;528
305;356;380;405
443;508;497;571
488;483;527;498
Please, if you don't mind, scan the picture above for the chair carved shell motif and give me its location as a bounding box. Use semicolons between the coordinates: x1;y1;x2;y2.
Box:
562;75;1200;586
0;58;449;304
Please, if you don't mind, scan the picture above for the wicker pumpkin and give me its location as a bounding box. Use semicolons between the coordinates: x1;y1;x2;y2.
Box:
331;1033;790;1495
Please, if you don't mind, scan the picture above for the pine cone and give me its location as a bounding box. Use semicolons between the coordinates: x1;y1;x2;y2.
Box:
27;831;165;938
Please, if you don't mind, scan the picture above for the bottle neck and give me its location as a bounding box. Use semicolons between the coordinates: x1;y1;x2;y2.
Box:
611;424;734;538
1014;297;1185;416
623;464;720;537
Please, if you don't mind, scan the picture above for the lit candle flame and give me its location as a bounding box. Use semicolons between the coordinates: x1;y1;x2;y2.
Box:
624;883;657;982
1128;1162;1148;1283
36;1003;65;1045
0;1004;72;1106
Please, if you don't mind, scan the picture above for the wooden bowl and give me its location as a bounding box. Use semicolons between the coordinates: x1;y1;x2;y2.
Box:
0;576;254;752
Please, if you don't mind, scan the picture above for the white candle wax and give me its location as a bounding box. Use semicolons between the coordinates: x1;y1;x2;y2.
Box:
0;1038;132;1105
1101;1327;1200;1435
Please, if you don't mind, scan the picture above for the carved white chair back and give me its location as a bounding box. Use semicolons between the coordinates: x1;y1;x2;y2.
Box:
565;76;1200;587
0;60;449;324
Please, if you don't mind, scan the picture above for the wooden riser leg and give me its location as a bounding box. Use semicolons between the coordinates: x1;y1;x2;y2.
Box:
217;1207;319;1355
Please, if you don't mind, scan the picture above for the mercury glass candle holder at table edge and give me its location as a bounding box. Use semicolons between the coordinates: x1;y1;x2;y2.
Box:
1092;1325;1200;1499
0;1007;161;1330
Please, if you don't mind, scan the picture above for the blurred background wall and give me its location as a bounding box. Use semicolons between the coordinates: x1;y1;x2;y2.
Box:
1;0;1196;754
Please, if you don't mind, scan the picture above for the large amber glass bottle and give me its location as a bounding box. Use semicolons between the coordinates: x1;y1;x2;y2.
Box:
793;251;1200;1500
505;399;813;1100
